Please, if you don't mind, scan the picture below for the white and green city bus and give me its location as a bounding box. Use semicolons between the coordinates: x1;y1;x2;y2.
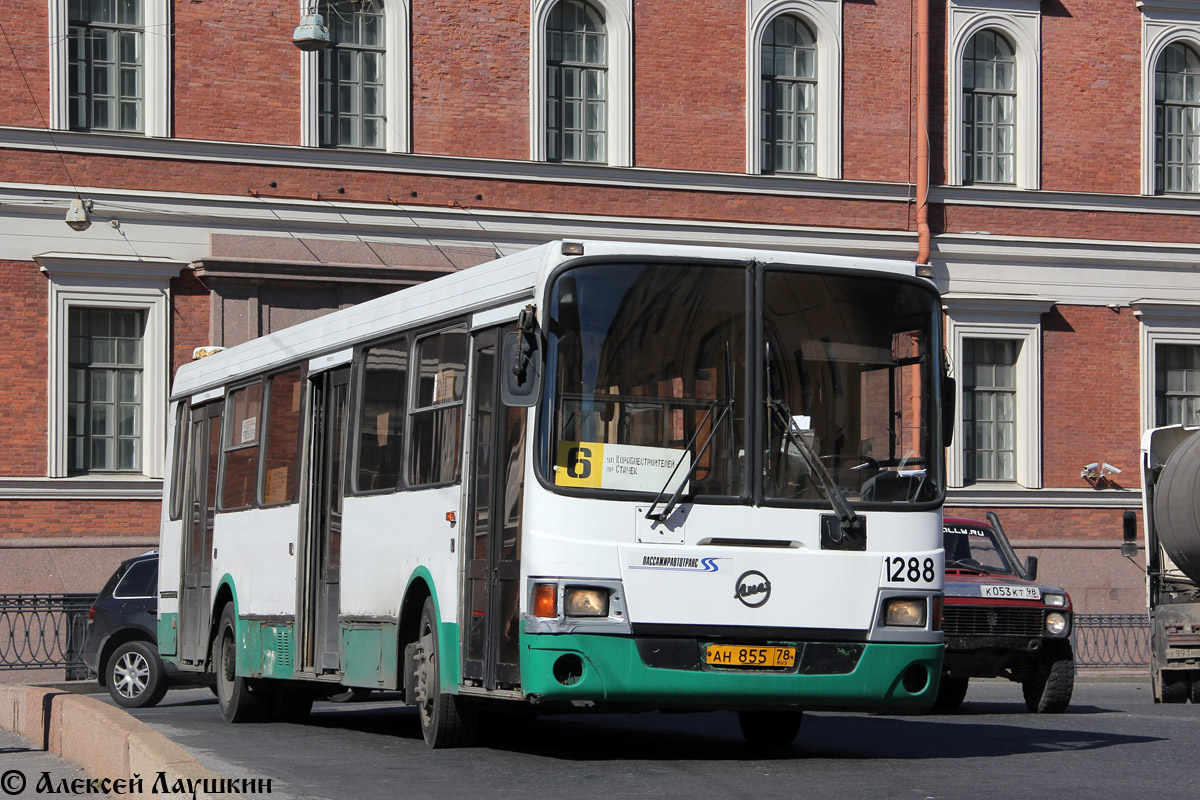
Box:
157;240;950;747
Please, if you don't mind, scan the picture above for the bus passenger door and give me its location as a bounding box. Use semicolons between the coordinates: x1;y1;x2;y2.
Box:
464;327;526;690
179;401;222;667
301;366;349;674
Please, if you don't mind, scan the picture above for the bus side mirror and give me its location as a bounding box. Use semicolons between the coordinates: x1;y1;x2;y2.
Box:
1024;555;1038;581
942;376;956;445
1121;510;1138;558
501;329;542;407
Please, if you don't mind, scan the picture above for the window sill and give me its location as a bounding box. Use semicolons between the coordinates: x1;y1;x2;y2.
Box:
0;476;163;500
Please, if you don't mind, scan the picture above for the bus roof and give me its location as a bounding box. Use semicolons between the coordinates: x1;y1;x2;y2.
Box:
171;240;922;400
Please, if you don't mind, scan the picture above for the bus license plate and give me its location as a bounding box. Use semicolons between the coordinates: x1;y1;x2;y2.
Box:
705;645;796;668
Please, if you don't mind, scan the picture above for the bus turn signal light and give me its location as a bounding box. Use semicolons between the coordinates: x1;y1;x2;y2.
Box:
534;583;558;618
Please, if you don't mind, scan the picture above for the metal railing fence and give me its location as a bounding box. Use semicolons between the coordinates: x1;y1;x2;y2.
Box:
0;594;95;678
1072;613;1151;668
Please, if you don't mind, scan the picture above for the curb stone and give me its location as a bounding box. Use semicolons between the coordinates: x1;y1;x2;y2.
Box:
0;685;247;800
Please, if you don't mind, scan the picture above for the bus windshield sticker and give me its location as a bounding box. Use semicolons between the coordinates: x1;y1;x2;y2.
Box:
241;417;257;444
555;442;690;494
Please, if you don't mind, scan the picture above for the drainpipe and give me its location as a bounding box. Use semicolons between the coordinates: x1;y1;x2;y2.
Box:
916;0;931;265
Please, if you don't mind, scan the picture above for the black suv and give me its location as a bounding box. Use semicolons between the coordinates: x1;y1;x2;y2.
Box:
81;551;176;708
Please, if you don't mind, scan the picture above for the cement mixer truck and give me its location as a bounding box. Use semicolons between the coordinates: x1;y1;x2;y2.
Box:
1132;425;1200;702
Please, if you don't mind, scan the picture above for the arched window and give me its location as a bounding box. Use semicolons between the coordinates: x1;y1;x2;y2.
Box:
319;0;385;149
962;30;1016;184
760;15;817;175
545;0;607;163
1155;42;1200;193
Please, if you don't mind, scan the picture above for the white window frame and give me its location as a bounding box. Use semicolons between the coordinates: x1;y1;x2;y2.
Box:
530;0;632;167
945;0;1040;190
47;0;170;137
1133;300;1200;431
38;253;183;480
945;295;1054;488
301;0;411;153
746;0;842;179
1138;0;1200;195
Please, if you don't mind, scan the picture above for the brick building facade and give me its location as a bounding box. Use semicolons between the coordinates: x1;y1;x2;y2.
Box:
1;0;1197;614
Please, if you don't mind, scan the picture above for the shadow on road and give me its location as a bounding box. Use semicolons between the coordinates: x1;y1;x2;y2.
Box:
271;696;1163;762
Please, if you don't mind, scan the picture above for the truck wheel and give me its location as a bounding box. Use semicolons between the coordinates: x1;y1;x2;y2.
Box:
737;709;802;747
412;597;477;748
214;604;266;723
1022;646;1074;714
1191;674;1200;705
933;676;969;710
1161;671;1189;704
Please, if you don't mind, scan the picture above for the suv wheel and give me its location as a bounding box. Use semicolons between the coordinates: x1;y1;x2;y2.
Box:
106;641;168;708
1022;643;1074;713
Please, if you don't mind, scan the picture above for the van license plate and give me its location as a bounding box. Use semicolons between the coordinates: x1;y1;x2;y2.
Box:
705;645;796;668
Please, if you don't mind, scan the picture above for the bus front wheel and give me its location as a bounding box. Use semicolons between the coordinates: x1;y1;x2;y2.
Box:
214;604;265;723
412;597;477;748
737;709;802;748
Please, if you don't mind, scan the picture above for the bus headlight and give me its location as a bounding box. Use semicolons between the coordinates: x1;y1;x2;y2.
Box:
884;598;927;627
1045;611;1068;635
564;587;609;617
1044;593;1067;607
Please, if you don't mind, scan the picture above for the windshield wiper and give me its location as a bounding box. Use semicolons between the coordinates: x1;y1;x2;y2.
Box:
767;399;861;538
644;398;734;524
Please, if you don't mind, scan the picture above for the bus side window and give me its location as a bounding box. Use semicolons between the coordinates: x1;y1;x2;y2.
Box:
221;382;262;510
356;336;407;492
262;367;304;505
168;402;187;521
409;326;468;487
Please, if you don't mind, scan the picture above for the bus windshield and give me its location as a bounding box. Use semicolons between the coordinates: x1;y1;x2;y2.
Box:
538;261;941;506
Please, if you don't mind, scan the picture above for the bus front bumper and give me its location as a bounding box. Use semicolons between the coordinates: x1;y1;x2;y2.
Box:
519;632;943;710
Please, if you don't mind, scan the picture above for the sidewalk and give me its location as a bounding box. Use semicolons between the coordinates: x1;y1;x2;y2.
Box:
0;728;89;798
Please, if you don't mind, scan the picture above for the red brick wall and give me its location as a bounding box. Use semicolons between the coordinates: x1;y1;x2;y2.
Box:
412;0;530;159
0;500;161;538
633;1;744;172
0;1;50;129
173;1;301;144
0;262;47;477
1040;0;1142;194
1042;305;1142;489
945;506;1139;542
171;273;212;377
844;0;915;184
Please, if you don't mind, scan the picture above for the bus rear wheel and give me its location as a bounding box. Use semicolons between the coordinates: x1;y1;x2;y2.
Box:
412;597;477;748
737;709;802;748
214;604;265;723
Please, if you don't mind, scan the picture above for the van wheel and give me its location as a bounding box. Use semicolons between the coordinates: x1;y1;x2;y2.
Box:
933;676;969;710
107;641;168;708
213;605;265;723
412;597;476;748
737;709;802;747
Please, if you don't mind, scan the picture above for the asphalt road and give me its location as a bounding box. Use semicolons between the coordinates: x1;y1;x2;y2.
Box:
112;679;1196;800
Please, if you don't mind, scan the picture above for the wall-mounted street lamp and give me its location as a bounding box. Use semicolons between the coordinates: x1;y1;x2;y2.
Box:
293;11;330;51
65;198;92;231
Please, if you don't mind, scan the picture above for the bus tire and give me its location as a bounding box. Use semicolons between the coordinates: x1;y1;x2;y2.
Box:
933;676;969;710
214;604;265;723
271;687;314;723
737;709;802;748
413;597;477;748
